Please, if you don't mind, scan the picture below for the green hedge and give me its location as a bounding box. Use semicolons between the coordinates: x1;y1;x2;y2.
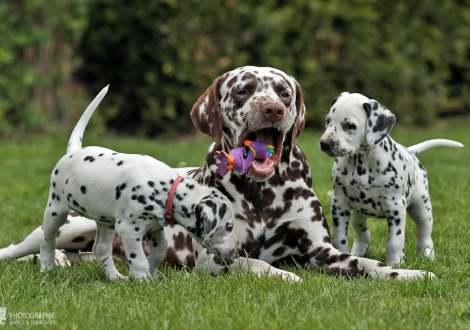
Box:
0;0;89;137
2;0;470;137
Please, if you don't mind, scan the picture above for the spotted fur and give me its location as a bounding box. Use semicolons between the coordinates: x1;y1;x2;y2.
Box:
2;69;436;280
39;86;238;280
320;92;463;265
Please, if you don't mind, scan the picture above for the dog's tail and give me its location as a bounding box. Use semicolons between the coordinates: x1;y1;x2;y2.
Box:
408;139;464;155
66;85;109;154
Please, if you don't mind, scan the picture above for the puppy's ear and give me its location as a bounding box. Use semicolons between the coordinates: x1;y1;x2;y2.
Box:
191;77;224;144
195;202;217;244
291;80;307;147
363;100;396;145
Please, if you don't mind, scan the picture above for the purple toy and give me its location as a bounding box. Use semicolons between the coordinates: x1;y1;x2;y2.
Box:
215;140;275;176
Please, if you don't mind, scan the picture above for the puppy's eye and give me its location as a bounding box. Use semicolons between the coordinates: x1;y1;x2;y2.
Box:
226;222;234;232
281;91;291;98
343;123;357;130
236;89;247;95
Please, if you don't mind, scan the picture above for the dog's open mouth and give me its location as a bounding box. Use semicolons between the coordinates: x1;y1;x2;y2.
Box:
242;128;283;178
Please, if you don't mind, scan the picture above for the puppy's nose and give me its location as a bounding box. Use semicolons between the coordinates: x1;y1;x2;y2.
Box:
224;249;237;260
262;103;284;122
320;140;333;152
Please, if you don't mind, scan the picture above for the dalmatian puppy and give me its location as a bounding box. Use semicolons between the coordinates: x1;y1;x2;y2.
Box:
40;86;238;279
319;92;463;266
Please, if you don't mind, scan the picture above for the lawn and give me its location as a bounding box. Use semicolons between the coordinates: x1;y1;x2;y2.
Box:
0;117;469;329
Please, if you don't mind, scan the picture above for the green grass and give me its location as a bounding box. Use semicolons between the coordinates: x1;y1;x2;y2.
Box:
1;118;470;329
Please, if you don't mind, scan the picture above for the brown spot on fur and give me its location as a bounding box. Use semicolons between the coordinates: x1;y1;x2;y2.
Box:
173;232;193;251
212;255;234;266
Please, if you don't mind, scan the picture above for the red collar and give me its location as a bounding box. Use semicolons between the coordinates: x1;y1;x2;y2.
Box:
165;176;184;225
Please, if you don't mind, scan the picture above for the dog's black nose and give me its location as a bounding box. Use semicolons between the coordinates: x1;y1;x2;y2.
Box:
320;140;333;152
224;249;237;260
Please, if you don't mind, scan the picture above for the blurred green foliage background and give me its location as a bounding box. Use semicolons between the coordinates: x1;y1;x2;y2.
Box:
1;0;469;137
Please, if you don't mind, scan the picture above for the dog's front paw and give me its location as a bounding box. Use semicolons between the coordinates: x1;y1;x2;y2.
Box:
108;273;128;280
389;269;435;280
280;271;302;283
54;249;71;267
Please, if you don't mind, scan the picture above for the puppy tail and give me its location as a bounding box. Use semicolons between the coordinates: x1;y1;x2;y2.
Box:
408;139;464;155
66;85;109;154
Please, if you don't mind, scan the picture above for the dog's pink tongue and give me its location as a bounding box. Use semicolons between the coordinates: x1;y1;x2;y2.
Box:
252;130;274;173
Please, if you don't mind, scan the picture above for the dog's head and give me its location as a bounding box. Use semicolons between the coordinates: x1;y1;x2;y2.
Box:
319;92;396;157
184;189;239;260
191;66;306;181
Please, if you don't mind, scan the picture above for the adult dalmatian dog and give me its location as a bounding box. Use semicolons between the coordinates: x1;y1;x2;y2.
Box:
0;67;434;280
319;92;463;266
39;86;238;279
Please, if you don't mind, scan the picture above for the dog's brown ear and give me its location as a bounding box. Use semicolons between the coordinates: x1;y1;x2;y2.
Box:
291;80;307;147
191;77;223;145
363;99;396;145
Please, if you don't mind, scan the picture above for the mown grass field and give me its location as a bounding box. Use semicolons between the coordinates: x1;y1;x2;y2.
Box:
0;117;469;329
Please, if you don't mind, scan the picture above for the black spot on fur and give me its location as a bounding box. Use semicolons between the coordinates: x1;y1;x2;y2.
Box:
81;186;87;194
71;236;86;243
115;183;127;200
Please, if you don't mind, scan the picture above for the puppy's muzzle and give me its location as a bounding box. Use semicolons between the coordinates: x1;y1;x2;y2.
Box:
223;249;237;261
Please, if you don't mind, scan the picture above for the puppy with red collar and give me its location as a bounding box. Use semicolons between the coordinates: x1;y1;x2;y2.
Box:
40;86;238;280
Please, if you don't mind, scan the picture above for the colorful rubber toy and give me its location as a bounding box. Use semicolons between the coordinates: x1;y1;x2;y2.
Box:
215;140;275;176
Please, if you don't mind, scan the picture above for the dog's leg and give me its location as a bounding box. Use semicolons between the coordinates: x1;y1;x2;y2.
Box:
116;221;151;279
407;197;434;259
1;225;49;261
93;223;125;280
331;194;351;253
283;218;434;279
40;209;69;271
193;241;302;282
384;202;407;266
145;229;168;277
350;212;370;257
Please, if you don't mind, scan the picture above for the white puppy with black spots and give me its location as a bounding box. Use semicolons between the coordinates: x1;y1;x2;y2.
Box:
319;92;463;266
40;86;238;279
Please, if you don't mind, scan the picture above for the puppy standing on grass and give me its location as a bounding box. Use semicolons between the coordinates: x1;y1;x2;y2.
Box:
40;86;239;279
319;92;463;266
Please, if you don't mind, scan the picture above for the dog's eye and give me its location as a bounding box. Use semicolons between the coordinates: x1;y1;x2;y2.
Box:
281;91;291;98
226;222;233;232
236;89;247;95
343;123;357;130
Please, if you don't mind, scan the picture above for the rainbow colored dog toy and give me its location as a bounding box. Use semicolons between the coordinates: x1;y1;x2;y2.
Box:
215;140;275;176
